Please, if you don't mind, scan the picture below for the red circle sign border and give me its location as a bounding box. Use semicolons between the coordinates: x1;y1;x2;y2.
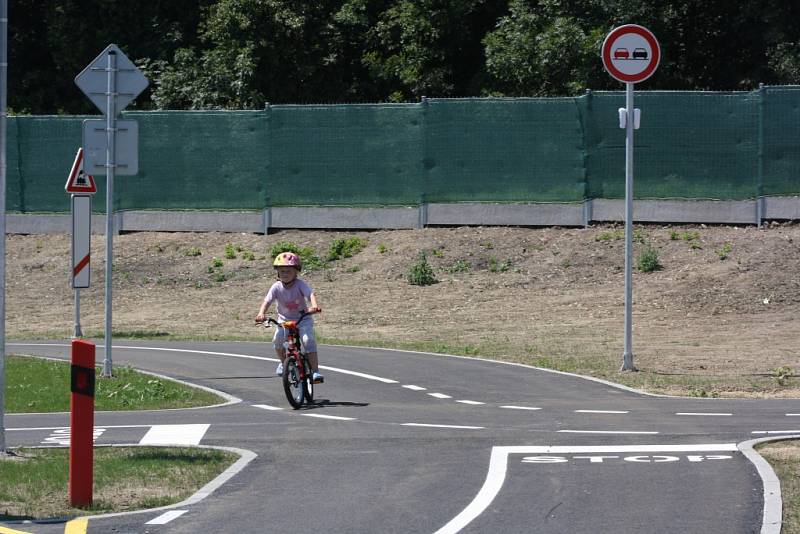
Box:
602;24;660;84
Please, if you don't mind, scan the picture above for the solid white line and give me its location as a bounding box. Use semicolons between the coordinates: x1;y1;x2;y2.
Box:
10;343;399;385
146;510;187;525
300;414;356;421
558;430;659;435
252;404;283;411
8;424;153;431
786;414;800;416
428;393;452;399
676;412;732;416
403;385;426;391
434;443;738;534
752;430;800;435
456;400;485;405
402;423;484;430
500;405;541;411
139;424;210;446
574;409;629;414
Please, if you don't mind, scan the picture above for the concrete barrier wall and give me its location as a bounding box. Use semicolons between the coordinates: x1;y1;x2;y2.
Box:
6;196;800;234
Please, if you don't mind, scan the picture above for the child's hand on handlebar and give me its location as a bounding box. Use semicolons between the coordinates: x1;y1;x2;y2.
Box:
255;314;266;323
306;307;321;314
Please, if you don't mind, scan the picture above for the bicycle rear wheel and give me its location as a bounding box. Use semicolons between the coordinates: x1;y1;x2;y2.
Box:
303;358;314;403
282;356;304;409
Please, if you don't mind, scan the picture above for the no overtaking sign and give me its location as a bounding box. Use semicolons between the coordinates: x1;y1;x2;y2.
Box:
602;25;660;84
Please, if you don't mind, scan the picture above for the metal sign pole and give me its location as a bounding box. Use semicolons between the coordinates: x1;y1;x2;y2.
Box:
621;82;636;371
0;0;7;453
103;50;117;378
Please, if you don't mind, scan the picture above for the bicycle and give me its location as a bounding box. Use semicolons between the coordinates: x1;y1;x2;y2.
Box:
259;309;320;409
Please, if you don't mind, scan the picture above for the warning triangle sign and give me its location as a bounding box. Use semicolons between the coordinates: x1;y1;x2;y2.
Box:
65;147;97;194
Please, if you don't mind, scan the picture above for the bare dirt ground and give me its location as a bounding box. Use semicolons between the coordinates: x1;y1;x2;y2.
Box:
6;223;800;397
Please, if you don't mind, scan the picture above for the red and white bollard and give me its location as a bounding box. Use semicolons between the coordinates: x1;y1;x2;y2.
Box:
69;339;95;508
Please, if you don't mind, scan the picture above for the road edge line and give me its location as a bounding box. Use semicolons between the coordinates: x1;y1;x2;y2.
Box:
738;435;800;534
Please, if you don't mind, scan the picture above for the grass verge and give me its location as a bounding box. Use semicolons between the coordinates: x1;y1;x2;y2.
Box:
757;440;800;534
5;354;223;413
0;446;237;520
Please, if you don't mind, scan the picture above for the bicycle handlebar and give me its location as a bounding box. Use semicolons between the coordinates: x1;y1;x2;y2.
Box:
255;307;320;327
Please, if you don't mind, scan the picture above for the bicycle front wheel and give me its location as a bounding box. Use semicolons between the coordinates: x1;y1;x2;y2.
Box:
282;356;304;409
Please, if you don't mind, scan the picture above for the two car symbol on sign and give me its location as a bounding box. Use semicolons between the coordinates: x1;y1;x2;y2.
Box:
614;47;648;60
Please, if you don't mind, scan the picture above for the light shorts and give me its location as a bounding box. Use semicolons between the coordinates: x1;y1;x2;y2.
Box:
272;321;317;353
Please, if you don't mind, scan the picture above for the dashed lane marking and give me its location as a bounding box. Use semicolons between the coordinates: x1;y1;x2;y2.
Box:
146;510;188;525
402;385;426;391
402;423;484;430
456;400;485;405
428;393;453;399
558;430;659;435
575;409;629;414
676;412;733;417
752;430;800;435
500;405;541;411
300;414;356;421
252;404;283;411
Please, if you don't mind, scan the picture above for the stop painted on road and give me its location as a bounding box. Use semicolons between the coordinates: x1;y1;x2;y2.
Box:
521;454;733;464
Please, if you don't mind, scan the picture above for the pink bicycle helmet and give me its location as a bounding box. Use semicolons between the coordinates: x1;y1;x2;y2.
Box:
273;251;301;270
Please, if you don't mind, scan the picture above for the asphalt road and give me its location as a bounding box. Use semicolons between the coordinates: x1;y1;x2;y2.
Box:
4;340;800;534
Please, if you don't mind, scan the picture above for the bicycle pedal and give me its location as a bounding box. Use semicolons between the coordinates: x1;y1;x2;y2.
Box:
313;377;324;384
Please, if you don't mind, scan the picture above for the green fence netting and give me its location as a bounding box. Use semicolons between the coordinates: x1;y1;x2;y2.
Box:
6;88;800;213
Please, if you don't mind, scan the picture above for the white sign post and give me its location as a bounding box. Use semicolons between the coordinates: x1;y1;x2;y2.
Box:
65;148;97;338
75;44;148;377
602;25;660;372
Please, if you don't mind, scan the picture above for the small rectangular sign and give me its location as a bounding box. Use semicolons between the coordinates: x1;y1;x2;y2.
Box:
71;195;92;288
82;119;139;175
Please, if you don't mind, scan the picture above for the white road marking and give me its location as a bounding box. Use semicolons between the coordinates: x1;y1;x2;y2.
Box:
752;430;800;435
300;414;356;421
456;400;485;405
558;430;659;435
574;410;629;414
434;443;738;534
146;510;188;525
402;423;484;430
252;404;283;411
403;385;426;391
676;412;733;416
41;427;106;445
139;424;210;446
500;405;541;411
787;414;800;417
428;393;453;399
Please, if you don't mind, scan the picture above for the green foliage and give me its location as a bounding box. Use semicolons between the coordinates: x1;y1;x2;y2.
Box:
377;243;389;253
596;229;624;242
636;243;662;273
774;365;796;386
224;243;237;259
716;243;733;260
185;247;202;257
407;252;437;286
328;237;366;261
488;256;512;273
210;257;224;269
10;1;800;113
445;259;471;273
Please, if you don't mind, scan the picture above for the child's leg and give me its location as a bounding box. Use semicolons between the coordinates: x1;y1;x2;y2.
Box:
307;352;319;371
299;323;319;371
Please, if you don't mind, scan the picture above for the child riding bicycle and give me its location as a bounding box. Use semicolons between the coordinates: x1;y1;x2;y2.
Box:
255;251;324;383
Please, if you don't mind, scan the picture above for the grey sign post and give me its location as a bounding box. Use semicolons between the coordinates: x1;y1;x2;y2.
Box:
75;44;148;377
0;0;8;454
601;25;660;372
